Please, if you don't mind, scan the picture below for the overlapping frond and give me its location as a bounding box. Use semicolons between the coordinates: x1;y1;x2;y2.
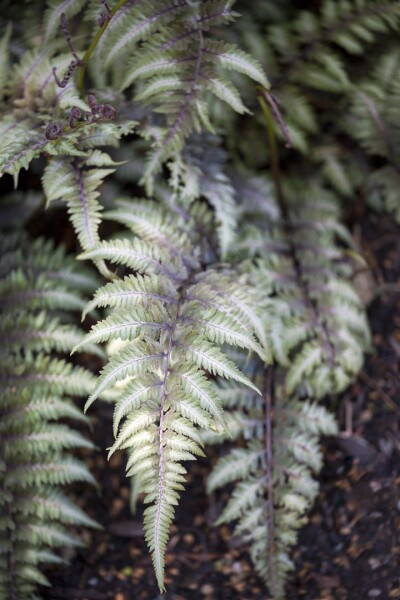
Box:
0;48;87;179
0;32;136;188
229;0;400;158
235;178;370;398
269;0;400;106
206;170;370;598
91;0;268;188
0;232;99;599
169;134;237;257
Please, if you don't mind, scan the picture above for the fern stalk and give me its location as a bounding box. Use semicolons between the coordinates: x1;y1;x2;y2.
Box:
153;296;182;588
76;0;130;90
264;366;277;598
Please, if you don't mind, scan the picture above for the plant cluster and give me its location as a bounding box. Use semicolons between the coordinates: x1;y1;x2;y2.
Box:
0;1;399;598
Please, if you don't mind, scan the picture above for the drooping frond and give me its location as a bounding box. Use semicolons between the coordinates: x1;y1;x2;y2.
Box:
0;231;99;600
206;169;370;597
76;197;266;590
42;150;121;276
209;364;338;599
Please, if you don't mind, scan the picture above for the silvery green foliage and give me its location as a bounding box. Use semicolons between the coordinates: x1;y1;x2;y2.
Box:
209;363;337;600
207;175;370;598
229;0;400;155
169;133;237;258
0;1;381;596
92;0;269;188
233;175;371;398
76;198;266;590
0;232;100;600
0;1;269;195
346;50;400;218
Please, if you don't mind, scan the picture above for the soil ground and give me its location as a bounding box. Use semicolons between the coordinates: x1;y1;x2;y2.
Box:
40;210;400;600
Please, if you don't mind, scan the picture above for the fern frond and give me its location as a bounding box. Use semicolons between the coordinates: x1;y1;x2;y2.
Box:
0;232;99;599
78;198;266;589
42;150;120;276
231;0;400;156
92;0;268;189
0;36;136;249
82;273;177;319
346;49;400;219
43;0;86;43
209;366;338;599
168;134;237;256
237;180;370;397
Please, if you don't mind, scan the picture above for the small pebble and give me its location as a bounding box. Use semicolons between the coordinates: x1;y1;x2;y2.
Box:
200;584;214;595
183;533;195;544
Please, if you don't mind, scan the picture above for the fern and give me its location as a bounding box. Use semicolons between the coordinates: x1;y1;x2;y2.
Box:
75;197;266;590
42;149;122;277
237;0;400;220
224;0;400;158
345;49;400;219
0;35;135;273
234;175;371;397
0;231;99;600
208;362;338;599
0;39;135;180
0;2;382;596
268;0;400;93
169;133;237;257
204;175;368;598
43;0;87;43
91;0;268;188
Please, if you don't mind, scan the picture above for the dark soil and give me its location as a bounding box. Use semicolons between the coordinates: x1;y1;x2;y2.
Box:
40;210;400;600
